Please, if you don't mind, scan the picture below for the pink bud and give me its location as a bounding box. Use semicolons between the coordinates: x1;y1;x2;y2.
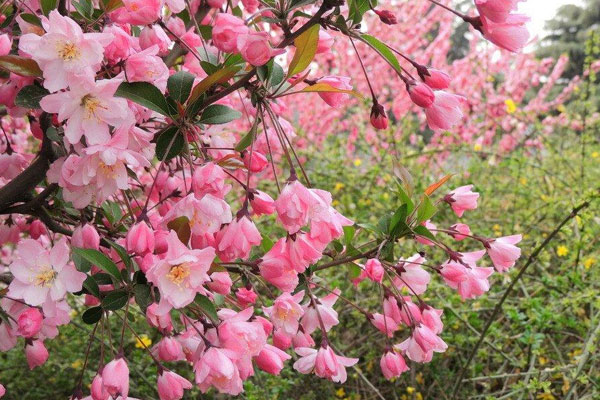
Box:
236;287;257;307
91;374;109;400
17;308;43;338
250;190;275;216
423;68;451;90
317;76;352;108
242;151;268;173
370;103;388;130
364;258;384;283
273;329;292;349
28;220;47;239
374;9;397;25
139;25;172;56
146;303;173;334
380;351;409;379
157;337;183;362
450;223;471;241
237;31;285;66
25;340;49;369
0;383;5;398
255;344;291;375
126;222;155;255
0;34;11;56
408;82;435;108
207;271;233;295
102;357;130;398
72;224;100;250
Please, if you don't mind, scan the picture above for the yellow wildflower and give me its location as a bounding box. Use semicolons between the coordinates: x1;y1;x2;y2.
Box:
520;177;527;185
584;257;595;269
336;388;346;398
556;246;568;257
353;158;362;167
505;99;517;114
473;143;482;152
135;334;152;349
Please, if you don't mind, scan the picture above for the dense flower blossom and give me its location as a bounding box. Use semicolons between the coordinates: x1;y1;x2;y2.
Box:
8;238;85;306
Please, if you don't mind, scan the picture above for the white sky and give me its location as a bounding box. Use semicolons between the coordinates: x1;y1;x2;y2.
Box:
518;0;583;38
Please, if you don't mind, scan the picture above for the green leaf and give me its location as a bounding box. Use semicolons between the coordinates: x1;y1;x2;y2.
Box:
194;294;219;323
83;275;100;298
20;13;42;27
199;104;242;125
416;195;437;223
14;85;49;109
72;251;92;273
93;273;113;285
187;65;241;105
348;0;372;24
343;225;355;245
156;126;184;161
0;55;42;77
73;0;93;18
134;284;152;310
104;239;132;271
413;225;436;242
82;307;103;324
396;183;414;215
235;116;260;152
288;24;319;77
101;201;122;226
72;248;122;281
260;236;274;253
361;34;402;74
167;71;195;104
224;53;245;67
299;82;363;99
115;82;171;116
40;0;58;15
101;289;129;310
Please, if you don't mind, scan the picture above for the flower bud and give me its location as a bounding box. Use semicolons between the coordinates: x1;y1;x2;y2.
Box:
126;222;155;255
408;82;435;108
374;9;397;25
72;224;100;250
17;308;43;338
25;340;49;370
370;103;388;130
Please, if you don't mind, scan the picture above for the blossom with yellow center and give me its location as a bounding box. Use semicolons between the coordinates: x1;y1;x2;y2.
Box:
57;41;80;61
167;263;191;285
81;95;106;121
353;158;362;166
34;268;57;287
584;257;595;269
556;246;568;257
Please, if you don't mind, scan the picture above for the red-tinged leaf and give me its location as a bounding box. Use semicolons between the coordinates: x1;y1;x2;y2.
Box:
0;55;42;77
425;174;454;196
167;216;191;244
287;24;320;77
299;82;363;99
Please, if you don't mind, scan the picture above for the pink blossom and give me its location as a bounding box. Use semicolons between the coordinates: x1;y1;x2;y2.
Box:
40;76;133;145
476;0;522;23
125;46;169;93
103;25;139;63
363;258;384;283
263;291;304;335
139;25;172;56
480;14;530;53
192;162;231;199
146;231;215;310
102;357;130;399
259;238;299;292
215;216;261;262
0;383;4;397
370;313;399;337
370;103;389;130
0;34;12;56
157;370;192;400
8;238;86;306
250;190;276;216
242;151;268;172
237;31;285;66
236;287;258;307
445;185;479;217
275;180;314;233
294;346;358;383
301;289;340;334
91;373;109;400
110;0;162;25
440;250;494;299
195;347;243;395
218;307;267;359
212;14;248;53
162;193;232;236
380;351;409;379
285;233;322;272
316;30;334;54
18;10;112;92
317;76;352;108
17;307;43;338
255;344;291;375
25;339;49;369
396;324;447;363
425;91;465;131
394;253;430;295
146;303;173;334
415;220;437;246
486;234;522;272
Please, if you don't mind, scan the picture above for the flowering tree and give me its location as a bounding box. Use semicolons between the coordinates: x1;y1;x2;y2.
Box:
0;0;529;398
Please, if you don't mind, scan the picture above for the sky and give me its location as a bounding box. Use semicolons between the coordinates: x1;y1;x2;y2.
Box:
518;0;583;38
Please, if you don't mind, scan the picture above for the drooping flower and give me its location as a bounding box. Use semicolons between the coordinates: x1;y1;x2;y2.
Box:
25;339;49;369
480;14;530;53
301;289;340;334
380;351;409;379
8;238;86;306
194;347;243;395
394;253;430;295
424;91;465;131
255;344;291;375
445;185;479;217
102;357;130;399
293;346;358;383
157;370;193;400
317;76;353;108
263;291;305;335
215;216;262;262
485;234;522;272
440;250;494;299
